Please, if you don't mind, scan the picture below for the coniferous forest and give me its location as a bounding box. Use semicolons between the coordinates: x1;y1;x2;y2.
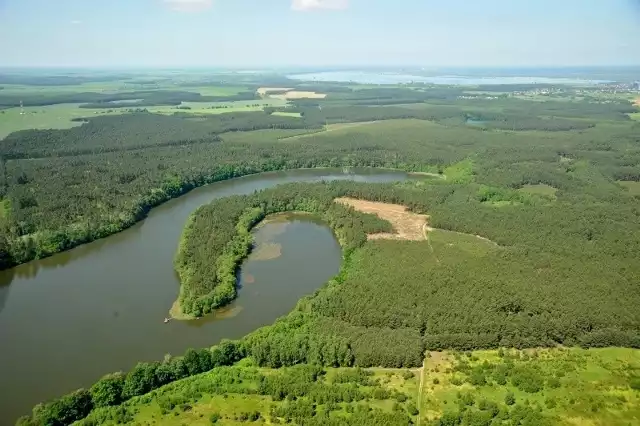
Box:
3;74;640;426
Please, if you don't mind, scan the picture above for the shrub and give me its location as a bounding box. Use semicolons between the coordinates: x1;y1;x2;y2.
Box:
90;373;125;408
545;396;557;409
510;367;544;393
547;377;561;389
403;371;415;380
407;403;419;416
468;371;487;386
505;392;516;406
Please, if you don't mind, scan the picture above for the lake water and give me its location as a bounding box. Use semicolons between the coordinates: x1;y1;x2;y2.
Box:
287;71;611;86
0;168;411;424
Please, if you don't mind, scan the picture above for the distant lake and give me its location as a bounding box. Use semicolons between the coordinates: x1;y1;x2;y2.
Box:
287;71;611;86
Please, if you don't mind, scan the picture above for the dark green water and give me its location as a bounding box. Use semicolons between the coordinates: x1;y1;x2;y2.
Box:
0;168;411;424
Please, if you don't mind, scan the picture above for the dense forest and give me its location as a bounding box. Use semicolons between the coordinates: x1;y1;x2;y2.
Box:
175;179;640;361
6;79;640;425
1;93;638;270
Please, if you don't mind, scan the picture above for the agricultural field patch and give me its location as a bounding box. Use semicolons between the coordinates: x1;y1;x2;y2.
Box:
0;103;124;139
271;90;327;100
271;111;302;118
256;87;293;96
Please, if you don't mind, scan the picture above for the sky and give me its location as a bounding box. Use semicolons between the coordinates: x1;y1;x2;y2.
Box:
0;0;639;68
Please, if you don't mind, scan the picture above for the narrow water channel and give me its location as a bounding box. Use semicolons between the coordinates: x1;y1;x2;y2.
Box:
0;168;411;424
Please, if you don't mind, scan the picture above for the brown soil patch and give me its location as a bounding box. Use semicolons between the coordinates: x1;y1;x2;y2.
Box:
634;98;640;107
335;198;429;241
257;87;293;96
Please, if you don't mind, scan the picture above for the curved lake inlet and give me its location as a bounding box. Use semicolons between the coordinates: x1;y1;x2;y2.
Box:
0;168;413;424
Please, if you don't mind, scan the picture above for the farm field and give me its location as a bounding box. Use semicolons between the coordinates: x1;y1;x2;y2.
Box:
0;99;289;138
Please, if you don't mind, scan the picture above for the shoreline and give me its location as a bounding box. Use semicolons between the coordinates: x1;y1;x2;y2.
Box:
1;165;424;272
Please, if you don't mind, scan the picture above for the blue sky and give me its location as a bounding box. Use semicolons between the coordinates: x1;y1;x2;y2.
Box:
1;0;639;67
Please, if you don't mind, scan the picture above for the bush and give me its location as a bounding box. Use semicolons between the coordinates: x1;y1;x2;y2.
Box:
372;388;390;400
33;389;93;426
122;362;159;399
210;412;221;423
90;373;125;408
436;411;462;426
510;367;544;393
547;377;561;389
407;403;419;416
545;396;557;409
468;371;487;386
505;392;516;406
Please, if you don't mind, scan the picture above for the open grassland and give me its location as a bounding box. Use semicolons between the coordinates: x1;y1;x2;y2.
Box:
218;128;325;143
178;86;249;97
67;347;640;426
518;184;558;199
618;180;640;196
0;99;288;139
420;347;640;425
0;103;119;139
147;99;286;115
78;363;421;426
0;82;250;97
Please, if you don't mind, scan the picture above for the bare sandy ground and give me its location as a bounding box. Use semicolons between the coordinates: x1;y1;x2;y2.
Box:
335;198;429;241
634;98;640;107
271;91;327;100
257;87;293;96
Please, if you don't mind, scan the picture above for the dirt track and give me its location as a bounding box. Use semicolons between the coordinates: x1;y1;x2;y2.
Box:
335;198;429;241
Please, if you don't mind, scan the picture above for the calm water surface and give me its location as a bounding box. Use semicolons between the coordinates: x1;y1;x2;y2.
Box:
0;168;410;424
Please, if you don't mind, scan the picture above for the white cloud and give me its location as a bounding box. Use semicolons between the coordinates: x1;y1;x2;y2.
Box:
163;0;213;12
71;20;82;25
291;0;349;11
